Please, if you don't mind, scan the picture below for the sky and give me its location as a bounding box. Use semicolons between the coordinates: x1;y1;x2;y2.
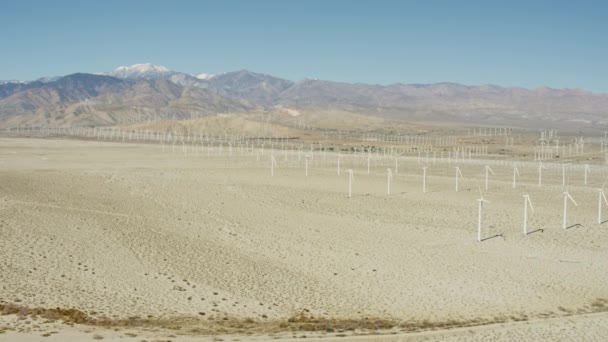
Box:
1;0;607;92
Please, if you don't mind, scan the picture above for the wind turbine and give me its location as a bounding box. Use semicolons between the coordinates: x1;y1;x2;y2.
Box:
584;164;590;185
538;162;544;187
422;166;427;193
512;165;520;188
522;194;534;235
598;184;608;224
455;166;463;192
270;155;277;177
484;165;495;191
476;188;491;242
337;156;341;175
394;156;399;174
562;190;578;229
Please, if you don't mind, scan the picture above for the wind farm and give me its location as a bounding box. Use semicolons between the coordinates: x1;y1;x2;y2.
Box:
1;120;608;341
2;1;608;340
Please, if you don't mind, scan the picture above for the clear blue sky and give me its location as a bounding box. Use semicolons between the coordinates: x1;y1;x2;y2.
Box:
1;0;606;92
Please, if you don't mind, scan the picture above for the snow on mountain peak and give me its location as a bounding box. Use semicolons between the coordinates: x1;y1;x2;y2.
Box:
0;80;24;84
114;63;169;72
109;63;172;79
195;73;215;80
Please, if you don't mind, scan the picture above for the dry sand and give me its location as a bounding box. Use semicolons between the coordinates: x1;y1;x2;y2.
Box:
1;137;607;340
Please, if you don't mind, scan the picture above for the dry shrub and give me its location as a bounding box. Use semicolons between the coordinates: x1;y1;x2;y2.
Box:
3;300;607;337
283;311;396;332
0;304;89;324
591;298;608;310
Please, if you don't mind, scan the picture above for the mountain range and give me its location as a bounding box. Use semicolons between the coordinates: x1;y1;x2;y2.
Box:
1;63;607;130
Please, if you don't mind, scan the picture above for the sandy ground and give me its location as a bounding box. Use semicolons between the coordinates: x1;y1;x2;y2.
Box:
1;137;607;340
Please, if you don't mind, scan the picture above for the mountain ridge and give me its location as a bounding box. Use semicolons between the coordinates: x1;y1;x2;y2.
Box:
1;64;608;129
11;63;606;95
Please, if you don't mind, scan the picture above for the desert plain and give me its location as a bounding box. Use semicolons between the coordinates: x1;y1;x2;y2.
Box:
1;135;607;341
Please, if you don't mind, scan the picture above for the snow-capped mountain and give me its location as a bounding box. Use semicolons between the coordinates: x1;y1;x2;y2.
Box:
34;76;61;83
107;63;174;80
194;73;215;80
0;80;24;85
1;77;59;85
2;64;608;130
100;63;221;83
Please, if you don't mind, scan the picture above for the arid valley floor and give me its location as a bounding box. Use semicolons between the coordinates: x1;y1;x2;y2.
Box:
1;137;607;341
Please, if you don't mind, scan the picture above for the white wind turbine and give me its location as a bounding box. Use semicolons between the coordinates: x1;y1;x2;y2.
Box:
476;188;491;242
538;162;544;187
337;156;341;175
522;194;534;235
512;165;520;188
394;156;399;174
597;183;608;224
270;155;277;177
387;168;393;195
455;166;463;192
347;169;354;198
584;164;590;185
562;189;578;229
484;165;495;191
422;166;427;193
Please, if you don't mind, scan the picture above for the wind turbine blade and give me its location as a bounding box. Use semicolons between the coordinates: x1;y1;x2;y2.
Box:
567;193;578;206
527;196;534;213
